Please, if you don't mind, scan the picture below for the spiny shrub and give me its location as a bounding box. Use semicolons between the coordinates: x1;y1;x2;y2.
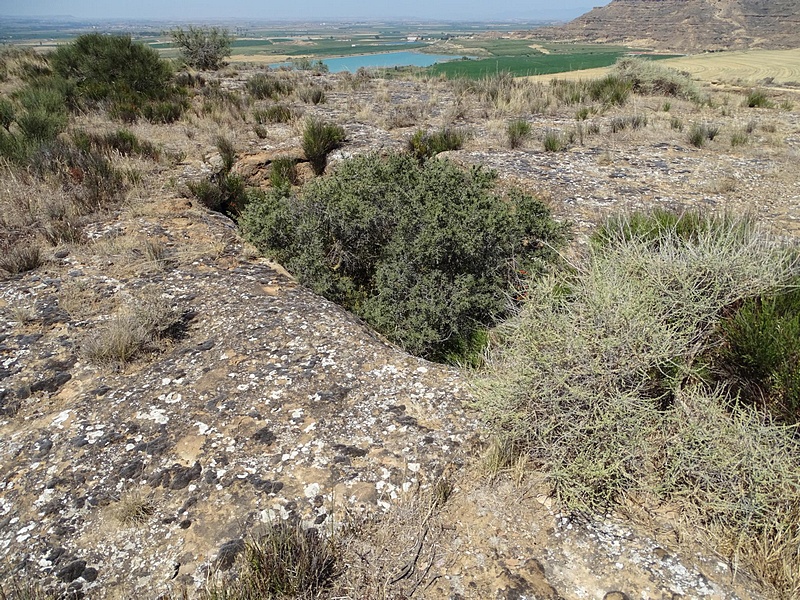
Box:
0;244;42;275
239;152;566;362
407;127;468;161
744;88;773;108
477;208;800;597
301;117;345;175
246;73;294;100
613;56;701;101
506;119;531;149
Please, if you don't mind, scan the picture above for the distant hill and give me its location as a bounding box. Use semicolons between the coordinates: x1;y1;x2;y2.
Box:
533;0;800;52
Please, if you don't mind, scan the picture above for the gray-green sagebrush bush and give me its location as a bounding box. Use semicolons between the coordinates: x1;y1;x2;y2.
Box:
477;209;800;597
240;152;566;362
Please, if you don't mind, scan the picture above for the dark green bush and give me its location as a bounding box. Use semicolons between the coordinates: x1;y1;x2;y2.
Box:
72;128;159;160
50;33;174;107
169;26;232;71
239;152;566;361
141;99;186;124
717;284;800;424
407;127;468;161
301;118;345;175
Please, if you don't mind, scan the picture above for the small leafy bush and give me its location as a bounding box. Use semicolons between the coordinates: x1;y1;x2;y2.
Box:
301;117;345;175
240;152;566;361
169;26;232;71
688;122;718;147
186;136;248;215
73;128;159;160
506;119;531;149
246;73;294;100
141;99;186;124
407;127;468;161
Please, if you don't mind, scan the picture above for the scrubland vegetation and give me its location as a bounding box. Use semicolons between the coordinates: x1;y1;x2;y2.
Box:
2;30;800;599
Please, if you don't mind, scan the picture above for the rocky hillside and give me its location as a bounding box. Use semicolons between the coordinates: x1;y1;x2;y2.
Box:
2;49;800;598
535;0;800;52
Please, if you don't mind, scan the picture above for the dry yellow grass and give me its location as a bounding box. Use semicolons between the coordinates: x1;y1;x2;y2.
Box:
661;49;800;85
524;49;800;87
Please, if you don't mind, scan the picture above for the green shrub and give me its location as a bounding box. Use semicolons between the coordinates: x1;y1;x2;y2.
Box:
587;74;631;106
506;119;531;149
744;88;773;108
253;104;295;124
688;122;714;147
717;284;800;424
270;156;298;188
246;73;294;100
169;26;232;71
187;136;248;215
239;152;566;361
50;33;174;107
670;116;683;131
301;118;345;175
613;56;701;101
141;99;185;124
542;129;566;152
477;208;800;596
407;127;468;161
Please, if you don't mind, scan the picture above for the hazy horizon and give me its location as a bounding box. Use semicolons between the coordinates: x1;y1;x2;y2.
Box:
0;0;604;22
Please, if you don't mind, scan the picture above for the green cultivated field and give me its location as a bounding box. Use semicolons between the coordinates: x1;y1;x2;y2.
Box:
427;51;628;78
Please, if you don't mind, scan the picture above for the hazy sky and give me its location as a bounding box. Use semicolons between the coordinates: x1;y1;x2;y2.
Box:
0;0;603;21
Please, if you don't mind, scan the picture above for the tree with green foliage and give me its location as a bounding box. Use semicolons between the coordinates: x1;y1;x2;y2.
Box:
239;152;566;362
170;26;233;71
